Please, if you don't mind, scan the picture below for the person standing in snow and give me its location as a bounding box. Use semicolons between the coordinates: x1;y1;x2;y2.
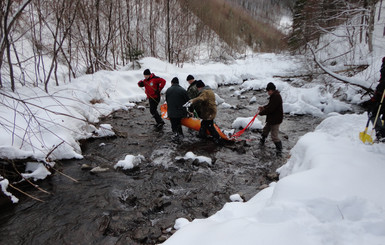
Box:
368;57;385;141
186;75;200;99
258;82;284;156
165;77;190;143
138;69;166;129
186;75;201;118
189;80;222;145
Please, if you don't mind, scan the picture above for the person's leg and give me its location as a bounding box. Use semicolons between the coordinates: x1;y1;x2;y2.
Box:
169;118;178;134
260;123;271;146
199;120;209;138
271;124;282;155
170;118;183;143
206;120;220;140
149;97;164;125
176;118;184;137
377;114;385;141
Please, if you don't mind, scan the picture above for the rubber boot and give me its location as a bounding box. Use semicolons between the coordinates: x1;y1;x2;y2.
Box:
274;141;283;156
259;135;266;146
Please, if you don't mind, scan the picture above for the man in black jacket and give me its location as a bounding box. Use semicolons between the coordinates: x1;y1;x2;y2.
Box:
369;57;385;141
258;82;284;156
166;77;190;143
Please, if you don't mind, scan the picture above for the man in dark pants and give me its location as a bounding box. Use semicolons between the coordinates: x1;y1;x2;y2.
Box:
189;80;221;145
368;57;385;141
165;77;190;143
138;69;166;129
258;82;284;156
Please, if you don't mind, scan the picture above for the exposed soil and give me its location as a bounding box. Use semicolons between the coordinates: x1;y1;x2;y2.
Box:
0;86;322;245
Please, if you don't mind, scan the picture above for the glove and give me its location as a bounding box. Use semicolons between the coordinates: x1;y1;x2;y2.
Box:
183;101;192;108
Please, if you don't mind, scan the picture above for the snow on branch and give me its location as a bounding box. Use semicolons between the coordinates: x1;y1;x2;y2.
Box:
308;44;373;94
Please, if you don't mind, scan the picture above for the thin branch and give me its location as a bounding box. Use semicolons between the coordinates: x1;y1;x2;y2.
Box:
12;160;51;195
9;183;45;203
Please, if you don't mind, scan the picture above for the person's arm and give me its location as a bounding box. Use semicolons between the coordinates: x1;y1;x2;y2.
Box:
260;95;279;115
158;78;166;92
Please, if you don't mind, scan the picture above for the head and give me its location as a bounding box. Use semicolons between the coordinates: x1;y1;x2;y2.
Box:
383;57;385;64
195;80;205;90
186;75;195;84
143;69;151;79
266;82;276;96
171;77;179;85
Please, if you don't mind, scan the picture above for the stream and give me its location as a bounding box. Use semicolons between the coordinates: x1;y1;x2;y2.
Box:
0;85;324;244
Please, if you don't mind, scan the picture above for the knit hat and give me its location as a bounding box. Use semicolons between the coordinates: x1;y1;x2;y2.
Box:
171;77;179;84
143;69;151;75
186;75;194;81
266;82;276;91
196;80;205;88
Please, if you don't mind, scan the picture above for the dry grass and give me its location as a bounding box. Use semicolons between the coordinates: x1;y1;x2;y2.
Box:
181;0;287;52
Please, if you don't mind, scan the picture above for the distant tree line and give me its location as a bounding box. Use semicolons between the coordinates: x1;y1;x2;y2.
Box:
228;0;295;24
0;0;287;92
288;0;379;53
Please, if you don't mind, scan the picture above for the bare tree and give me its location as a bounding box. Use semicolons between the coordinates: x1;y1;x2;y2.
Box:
0;0;32;90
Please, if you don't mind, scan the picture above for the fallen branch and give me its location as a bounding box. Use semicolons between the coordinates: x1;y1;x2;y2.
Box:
50;165;79;183
12;160;51;195
45;141;65;161
308;44;374;94
9;183;45;203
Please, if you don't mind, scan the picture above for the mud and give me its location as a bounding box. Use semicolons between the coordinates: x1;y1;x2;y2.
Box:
0;86;322;245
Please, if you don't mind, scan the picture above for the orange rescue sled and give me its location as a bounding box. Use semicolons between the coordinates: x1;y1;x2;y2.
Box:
161;103;229;140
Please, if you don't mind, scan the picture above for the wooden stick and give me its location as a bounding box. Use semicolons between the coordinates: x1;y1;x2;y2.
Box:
9;183;45;203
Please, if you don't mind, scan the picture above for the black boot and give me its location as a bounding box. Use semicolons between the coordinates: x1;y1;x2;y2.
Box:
274;141;283;156
259;135;266;146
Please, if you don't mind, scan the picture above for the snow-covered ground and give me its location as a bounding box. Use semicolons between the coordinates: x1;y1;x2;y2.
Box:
163;112;385;245
1;52;384;244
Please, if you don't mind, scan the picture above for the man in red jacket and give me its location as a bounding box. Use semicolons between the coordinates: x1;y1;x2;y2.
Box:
138;69;166;129
258;82;284;156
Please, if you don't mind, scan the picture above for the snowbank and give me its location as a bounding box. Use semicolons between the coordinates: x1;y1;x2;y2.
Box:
163;113;385;245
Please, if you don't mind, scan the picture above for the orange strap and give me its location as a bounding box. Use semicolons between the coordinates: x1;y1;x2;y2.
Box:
230;113;259;140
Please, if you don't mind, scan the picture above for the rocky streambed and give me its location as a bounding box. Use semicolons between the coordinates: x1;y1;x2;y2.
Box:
0;86;322;244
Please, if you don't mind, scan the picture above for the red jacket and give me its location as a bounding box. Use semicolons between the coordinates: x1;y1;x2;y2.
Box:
138;73;166;99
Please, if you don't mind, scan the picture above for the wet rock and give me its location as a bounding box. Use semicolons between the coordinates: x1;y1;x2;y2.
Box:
266;172;279;181
80;163;93;170
259;184;269;190
90;166;110;173
158;234;168;243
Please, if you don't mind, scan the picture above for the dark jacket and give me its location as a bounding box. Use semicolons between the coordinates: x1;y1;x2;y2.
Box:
187;80;200;99
138;73;166;99
372;81;385;115
191;86;217;120
259;90;283;125
166;84;190;118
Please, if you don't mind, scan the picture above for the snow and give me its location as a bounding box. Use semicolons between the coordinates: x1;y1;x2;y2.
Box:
229;194;244;202
1;2;385;244
114;154;145;170
164;113;385;245
21;162;51;181
174;218;191;230
0;177;19;203
232;116;263;130
175;151;212;165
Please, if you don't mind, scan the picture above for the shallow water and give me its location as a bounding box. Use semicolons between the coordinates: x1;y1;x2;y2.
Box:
0;86;323;244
